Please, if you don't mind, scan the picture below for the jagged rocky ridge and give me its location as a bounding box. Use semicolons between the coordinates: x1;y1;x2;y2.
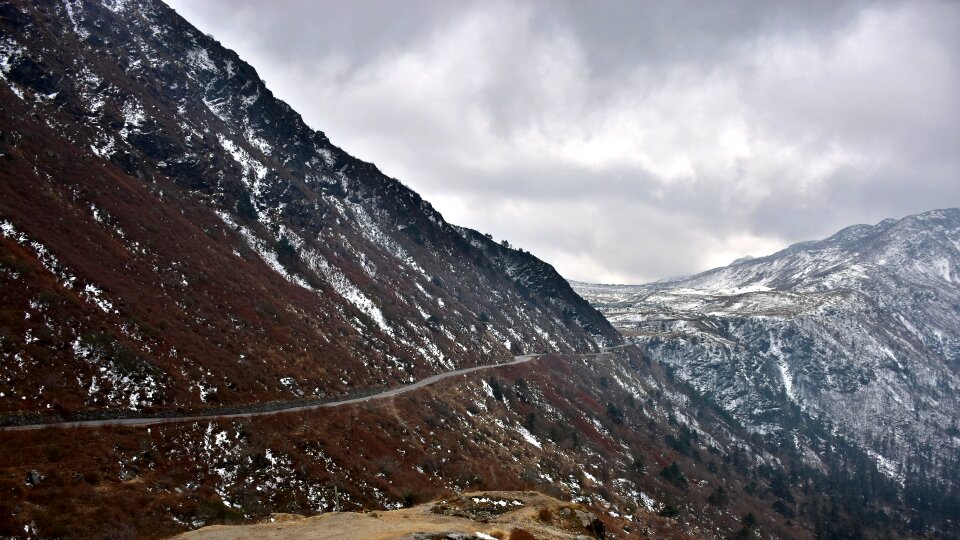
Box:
457;226;617;348
576;209;960;513
0;0;619;416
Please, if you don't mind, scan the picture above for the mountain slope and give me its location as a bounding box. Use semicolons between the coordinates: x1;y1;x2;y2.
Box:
0;0;618;419
0;2;948;538
575;208;960;530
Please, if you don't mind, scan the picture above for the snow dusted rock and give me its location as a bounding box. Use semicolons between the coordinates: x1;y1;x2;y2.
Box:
24;470;42;487
576;208;960;491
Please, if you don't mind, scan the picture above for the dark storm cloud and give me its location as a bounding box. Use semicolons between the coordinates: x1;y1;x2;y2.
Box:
167;0;960;283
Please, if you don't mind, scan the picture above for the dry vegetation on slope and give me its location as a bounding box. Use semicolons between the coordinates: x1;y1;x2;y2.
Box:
1;348;827;539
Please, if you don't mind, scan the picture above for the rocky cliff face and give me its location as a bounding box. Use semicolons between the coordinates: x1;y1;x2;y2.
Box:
0;0;618;416
576;209;960;524
456;226;619;350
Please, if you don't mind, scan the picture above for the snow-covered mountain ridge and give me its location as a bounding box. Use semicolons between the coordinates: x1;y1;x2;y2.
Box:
0;0;620;417
575;208;960;499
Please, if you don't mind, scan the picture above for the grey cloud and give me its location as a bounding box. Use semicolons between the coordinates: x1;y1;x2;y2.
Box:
167;0;960;283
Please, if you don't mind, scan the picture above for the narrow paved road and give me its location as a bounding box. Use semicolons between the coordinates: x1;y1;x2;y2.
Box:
1;344;633;432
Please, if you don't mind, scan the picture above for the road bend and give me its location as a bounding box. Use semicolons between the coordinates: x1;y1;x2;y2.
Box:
1;344;634;432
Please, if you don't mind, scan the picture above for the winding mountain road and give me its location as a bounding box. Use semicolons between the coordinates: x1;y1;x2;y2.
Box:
1;344;633;432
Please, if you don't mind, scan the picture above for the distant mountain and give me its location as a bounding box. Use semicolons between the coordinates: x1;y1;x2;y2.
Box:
576;208;960;526
0;0;619;418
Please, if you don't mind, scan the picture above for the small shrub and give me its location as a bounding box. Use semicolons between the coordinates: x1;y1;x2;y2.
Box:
707;486;729;506
275;236;300;273
0;254;31;275
660;462;688;488
772;500;794;518
606;402;624;424
488;377;504;401
509;528;536;540
198;496;244;524
236;192;257;219
588;517;606;538
537;507;552;523
658;504;680;519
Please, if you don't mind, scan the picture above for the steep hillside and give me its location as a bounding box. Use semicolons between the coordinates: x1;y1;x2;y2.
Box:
575;208;960;533
0;0;617;420
1;345;841;539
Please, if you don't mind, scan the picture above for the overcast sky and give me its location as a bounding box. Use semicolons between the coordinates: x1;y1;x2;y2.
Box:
167;0;960;284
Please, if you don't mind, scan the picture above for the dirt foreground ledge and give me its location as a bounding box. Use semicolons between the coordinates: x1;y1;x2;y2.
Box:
170;491;603;540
